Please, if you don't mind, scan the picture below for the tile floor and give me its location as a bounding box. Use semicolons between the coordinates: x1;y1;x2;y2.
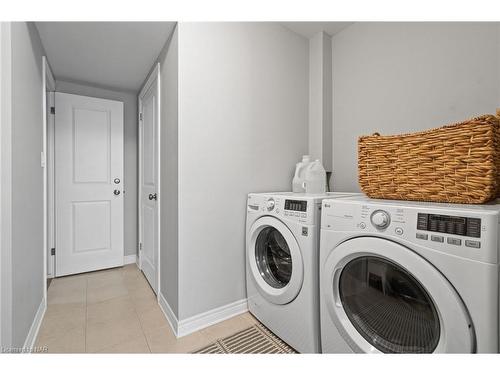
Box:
36;264;258;353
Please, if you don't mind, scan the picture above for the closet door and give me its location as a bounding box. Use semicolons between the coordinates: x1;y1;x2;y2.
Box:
55;92;124;276
138;65;159;293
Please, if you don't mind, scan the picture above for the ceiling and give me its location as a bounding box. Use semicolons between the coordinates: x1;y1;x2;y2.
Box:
281;22;353;38
36;22;176;92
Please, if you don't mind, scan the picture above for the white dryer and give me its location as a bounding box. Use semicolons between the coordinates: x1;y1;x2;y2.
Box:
246;192;358;353
320;196;500;353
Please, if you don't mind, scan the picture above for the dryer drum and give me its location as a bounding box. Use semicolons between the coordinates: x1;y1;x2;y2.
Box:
339;256;440;353
255;227;293;289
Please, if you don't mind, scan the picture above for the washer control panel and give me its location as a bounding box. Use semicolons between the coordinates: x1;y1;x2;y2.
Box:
321;199;500;264
247;194;320;225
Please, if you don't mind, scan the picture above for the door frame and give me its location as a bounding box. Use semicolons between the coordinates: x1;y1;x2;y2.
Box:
138;63;161;297
42;56;55;300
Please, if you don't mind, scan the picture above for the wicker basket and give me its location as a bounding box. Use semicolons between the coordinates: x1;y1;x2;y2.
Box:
358;112;500;204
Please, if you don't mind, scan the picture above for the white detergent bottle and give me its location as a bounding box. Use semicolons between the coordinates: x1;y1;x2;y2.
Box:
302;160;327;194
292;155;311;192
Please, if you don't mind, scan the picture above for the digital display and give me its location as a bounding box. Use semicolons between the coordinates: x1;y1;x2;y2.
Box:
417;213;481;238
285;200;307;212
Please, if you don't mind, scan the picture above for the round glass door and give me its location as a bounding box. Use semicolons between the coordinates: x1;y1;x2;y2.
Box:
248;216;304;305
339;256;440;353
255;227;292;289
322;237;474;353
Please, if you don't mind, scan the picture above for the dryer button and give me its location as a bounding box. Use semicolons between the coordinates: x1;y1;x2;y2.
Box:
431;235;444;243
465;240;481;249
416;233;428;240
447;237;462;246
395;227;403;235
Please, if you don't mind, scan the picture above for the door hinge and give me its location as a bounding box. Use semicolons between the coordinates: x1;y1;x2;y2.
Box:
51;248;55;256
50;106;55;115
139;243;142;251
139;113;143;121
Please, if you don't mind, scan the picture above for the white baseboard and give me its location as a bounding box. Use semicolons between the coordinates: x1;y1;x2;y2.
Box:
177;298;248;338
158;293;178;335
123;254;137;265
23;297;46;351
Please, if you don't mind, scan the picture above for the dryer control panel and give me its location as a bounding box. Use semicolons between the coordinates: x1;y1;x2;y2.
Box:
247;194;320;225
321;198;500;264
416;213;481;238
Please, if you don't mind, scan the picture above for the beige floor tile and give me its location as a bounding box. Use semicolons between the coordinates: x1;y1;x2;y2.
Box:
47;275;87;305
124;274;153;295
136;304;170;336
37;265;266;354
51;273;87;284
37;303;86;340
86;312;144;352
86;267;124;283
123;263;139;272
87;296;137;326
243;312;260;325
145;326;212;353
96;334;150;353
129;290;159;314
36;326;86;353
87;280;129;305
123;264;142;278
199;313;254;342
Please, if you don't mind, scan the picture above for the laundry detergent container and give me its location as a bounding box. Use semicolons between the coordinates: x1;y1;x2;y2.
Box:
358;112;500;204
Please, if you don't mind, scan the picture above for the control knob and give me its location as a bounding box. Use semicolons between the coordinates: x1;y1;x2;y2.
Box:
371;210;390;229
266;198;275;211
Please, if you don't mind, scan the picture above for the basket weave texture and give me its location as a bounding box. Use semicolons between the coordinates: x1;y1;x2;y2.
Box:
358;113;500;204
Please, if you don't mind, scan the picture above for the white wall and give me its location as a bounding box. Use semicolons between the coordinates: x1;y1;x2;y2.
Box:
0;21;13;348
177;23;309;320
332;22;500;192
6;22;46;347
309;31;332;172
157;26;179;317
55;80;138;256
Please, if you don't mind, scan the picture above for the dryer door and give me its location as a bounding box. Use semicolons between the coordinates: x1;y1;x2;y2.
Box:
248;217;304;305
322;237;474;353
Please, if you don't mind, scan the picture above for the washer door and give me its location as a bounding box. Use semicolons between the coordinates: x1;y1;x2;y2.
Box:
248;217;304;305
322;237;474;353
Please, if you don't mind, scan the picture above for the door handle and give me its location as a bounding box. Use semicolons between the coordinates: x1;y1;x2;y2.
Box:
148;193;157;201
332;268;342;307
113;190;121;196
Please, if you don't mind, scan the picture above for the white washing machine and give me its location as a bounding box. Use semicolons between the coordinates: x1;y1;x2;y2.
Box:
319;196;500;353
246;192;358;353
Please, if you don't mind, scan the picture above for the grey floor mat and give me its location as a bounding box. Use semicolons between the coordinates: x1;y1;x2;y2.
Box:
194;323;297;354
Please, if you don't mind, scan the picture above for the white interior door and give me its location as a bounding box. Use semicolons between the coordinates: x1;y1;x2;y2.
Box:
55;92;124;277
139;67;159;293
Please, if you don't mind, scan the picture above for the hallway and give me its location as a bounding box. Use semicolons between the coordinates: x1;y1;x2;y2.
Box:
35;265;257;353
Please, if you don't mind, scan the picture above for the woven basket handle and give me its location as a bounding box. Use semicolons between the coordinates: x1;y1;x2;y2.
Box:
372;132;381;136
